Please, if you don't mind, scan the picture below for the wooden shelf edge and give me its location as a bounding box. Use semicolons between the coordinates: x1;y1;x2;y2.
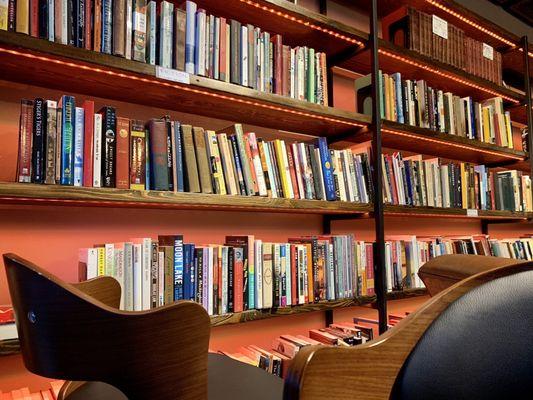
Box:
383;205;532;220
210;288;428;327
0;183;373;215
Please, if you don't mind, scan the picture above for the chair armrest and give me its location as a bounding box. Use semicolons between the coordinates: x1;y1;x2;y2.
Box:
72;276;121;309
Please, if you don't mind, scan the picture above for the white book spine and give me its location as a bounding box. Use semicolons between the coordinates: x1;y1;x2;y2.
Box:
213;17;220;80
47;0;54;40
283;243;291;305
93;113;102;187
142;238;152;310
255;240;262;310
248;133;267;196
262;243;273;308
133;243;143;311
221;246;228;313
184;0;197;74
114;247;125;309
123;243;133;311
158;251;165;306
105;243;114;276
241;25;248;87
61;0;68;44
207;247;214;315
147;1;156;65
125;0;133;59
87;248;98;280
195;11;206;76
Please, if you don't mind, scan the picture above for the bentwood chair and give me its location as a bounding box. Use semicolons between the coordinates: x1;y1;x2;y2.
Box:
3;253;283;400
285;254;533;399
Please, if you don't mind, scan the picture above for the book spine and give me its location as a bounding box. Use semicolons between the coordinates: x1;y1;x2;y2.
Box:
112;0;125;56
92;0;101;51
148;119;170;190
100;107;117;188
17;100;34;183
129;120;146;190
92;113;102;187
31;98;45;183
184;1;196;73
174;122;184;192
316;137;336;200
82;100;94;187
116;117;130;189
83;0;90;48
124;0;132;59
60;96;75;185
132;0;147;62
174;236;184;301
73;106;84;186
166;120;174;191
75;0;84;47
44;100;57;184
145;1;156;64
101;0;112;53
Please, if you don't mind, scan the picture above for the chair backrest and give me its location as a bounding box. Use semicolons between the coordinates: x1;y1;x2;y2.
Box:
4;253;211;400
283;255;533;400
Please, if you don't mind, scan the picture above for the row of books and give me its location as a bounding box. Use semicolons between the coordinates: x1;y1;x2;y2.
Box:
1;0;327;104
383;6;503;85
78;234;386;316
0;381;63;400
356;74;514;148
16;95;356;202
220;314;405;377
380;153;531;212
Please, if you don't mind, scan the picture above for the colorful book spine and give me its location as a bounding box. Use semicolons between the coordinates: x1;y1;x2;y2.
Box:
116;117;130;189
132;0;146;62
184;0;196;74
129;120;146;190
82;100;94;187
17;100;34;183
101;0;112;53
31;98;45;183
60;95;75;185
44;100;57;184
92;113;102;187
316;137;335;201
98;106;116;188
73;106;84;186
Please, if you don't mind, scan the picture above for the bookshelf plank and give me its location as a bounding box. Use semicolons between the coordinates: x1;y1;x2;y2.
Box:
0;31;369;137
384;205;532;220
344;40;524;105
0;183;373;215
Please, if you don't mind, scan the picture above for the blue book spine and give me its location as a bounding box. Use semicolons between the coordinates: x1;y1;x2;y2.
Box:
174;122;184;192
48;0;54;41
469;98;476;140
60;96;75;185
392;73;404;124
101;0;112;54
174;236;184;301
404;161;414;205
183;244;191;300
316;137;336;201
185;0;197;74
73;107;85;186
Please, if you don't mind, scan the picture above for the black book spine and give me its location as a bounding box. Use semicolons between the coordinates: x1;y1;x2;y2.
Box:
75;0;85;48
32;98;46;183
196;248;203;304
67;0;75;45
230;20;241;85
100;107;117;188
7;0;16;31
242;246;249;311
227;247;234;312
307;144;322;200
38;0;48;38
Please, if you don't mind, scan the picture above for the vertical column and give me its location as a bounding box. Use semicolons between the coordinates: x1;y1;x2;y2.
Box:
522;37;533;186
369;0;387;334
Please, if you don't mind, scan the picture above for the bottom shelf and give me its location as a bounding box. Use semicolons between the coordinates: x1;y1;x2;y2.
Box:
210;288;428;327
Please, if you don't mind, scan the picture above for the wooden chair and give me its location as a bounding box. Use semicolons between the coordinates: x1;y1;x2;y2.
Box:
3;253;283;400
284;254;533;399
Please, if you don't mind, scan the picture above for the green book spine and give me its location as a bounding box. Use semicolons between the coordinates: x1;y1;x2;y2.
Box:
307;47;315;103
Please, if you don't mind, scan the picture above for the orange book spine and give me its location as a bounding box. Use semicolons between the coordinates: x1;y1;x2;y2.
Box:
116;117;130;189
93;0;102;51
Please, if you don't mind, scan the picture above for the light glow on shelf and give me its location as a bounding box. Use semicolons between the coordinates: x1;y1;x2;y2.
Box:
0;46;366;129
382;128;525;160
379;49;521;104
238;0;365;46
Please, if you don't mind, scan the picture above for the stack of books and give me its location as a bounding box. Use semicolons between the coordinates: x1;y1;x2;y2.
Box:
1;0;327;104
382;6;502;85
0;380;64;399
356;73;514;148
78;233;386;315
379;153;532;212
219;314;406;377
16;95;367;202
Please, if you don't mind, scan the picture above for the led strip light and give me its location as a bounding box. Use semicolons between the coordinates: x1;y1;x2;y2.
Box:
238;0;364;46
0;47;366;129
384;209;528;219
379;49;520;104
382;128;525;160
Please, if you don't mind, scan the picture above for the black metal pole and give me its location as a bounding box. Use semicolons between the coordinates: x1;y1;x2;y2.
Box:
522;37;533;184
370;0;387;334
318;0;327;15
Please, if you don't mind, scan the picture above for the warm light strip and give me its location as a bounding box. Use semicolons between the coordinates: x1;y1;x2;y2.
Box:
424;0;516;48
517;48;533;59
384;209;527;220
379;49;520;104
238;0;364;46
0;47;366;129
382;128;524;160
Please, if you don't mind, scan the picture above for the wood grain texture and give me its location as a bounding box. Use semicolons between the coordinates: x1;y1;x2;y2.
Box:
72;276;121;309
0;182;373;215
344;39;524;105
0;30;369;137
283;255;533;400
4;253;211;400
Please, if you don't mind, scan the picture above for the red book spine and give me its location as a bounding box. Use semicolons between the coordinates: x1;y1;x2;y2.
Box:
233;251;244;313
387;155;398;205
85;0;92;50
273;34;283;95
290;244;297;305
282;45;290;97
219;17;227;81
82;100;94;187
17;100;34;183
93;0;102;52
243;133;259;194
116;117;130;189
366;243;375;296
286;145;300;199
30;0;38;37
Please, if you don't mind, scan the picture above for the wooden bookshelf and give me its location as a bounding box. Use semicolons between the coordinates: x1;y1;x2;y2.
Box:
344;39;524;105
0;183;374;215
210;288;428;326
383;205;532;220
0;30;370;137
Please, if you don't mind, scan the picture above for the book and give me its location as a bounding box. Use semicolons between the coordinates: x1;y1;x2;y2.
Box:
59;95;75;185
192;126;213;194
116;117;130;189
73;106;84;186
98;106;116;187
131;0;146;62
148;118;169;191
31;98;45;183
82;100;94;187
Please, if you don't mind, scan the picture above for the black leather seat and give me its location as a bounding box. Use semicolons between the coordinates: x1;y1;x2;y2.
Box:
64;353;284;400
391;269;533;400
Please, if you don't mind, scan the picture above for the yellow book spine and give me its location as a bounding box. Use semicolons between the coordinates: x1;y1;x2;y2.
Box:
0;0;7;30
383;74;390;120
274;139;291;198
96;247;106;276
460;163;467;209
504;112;513;149
129;129;146;190
15;0;29;33
482;107;491;143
